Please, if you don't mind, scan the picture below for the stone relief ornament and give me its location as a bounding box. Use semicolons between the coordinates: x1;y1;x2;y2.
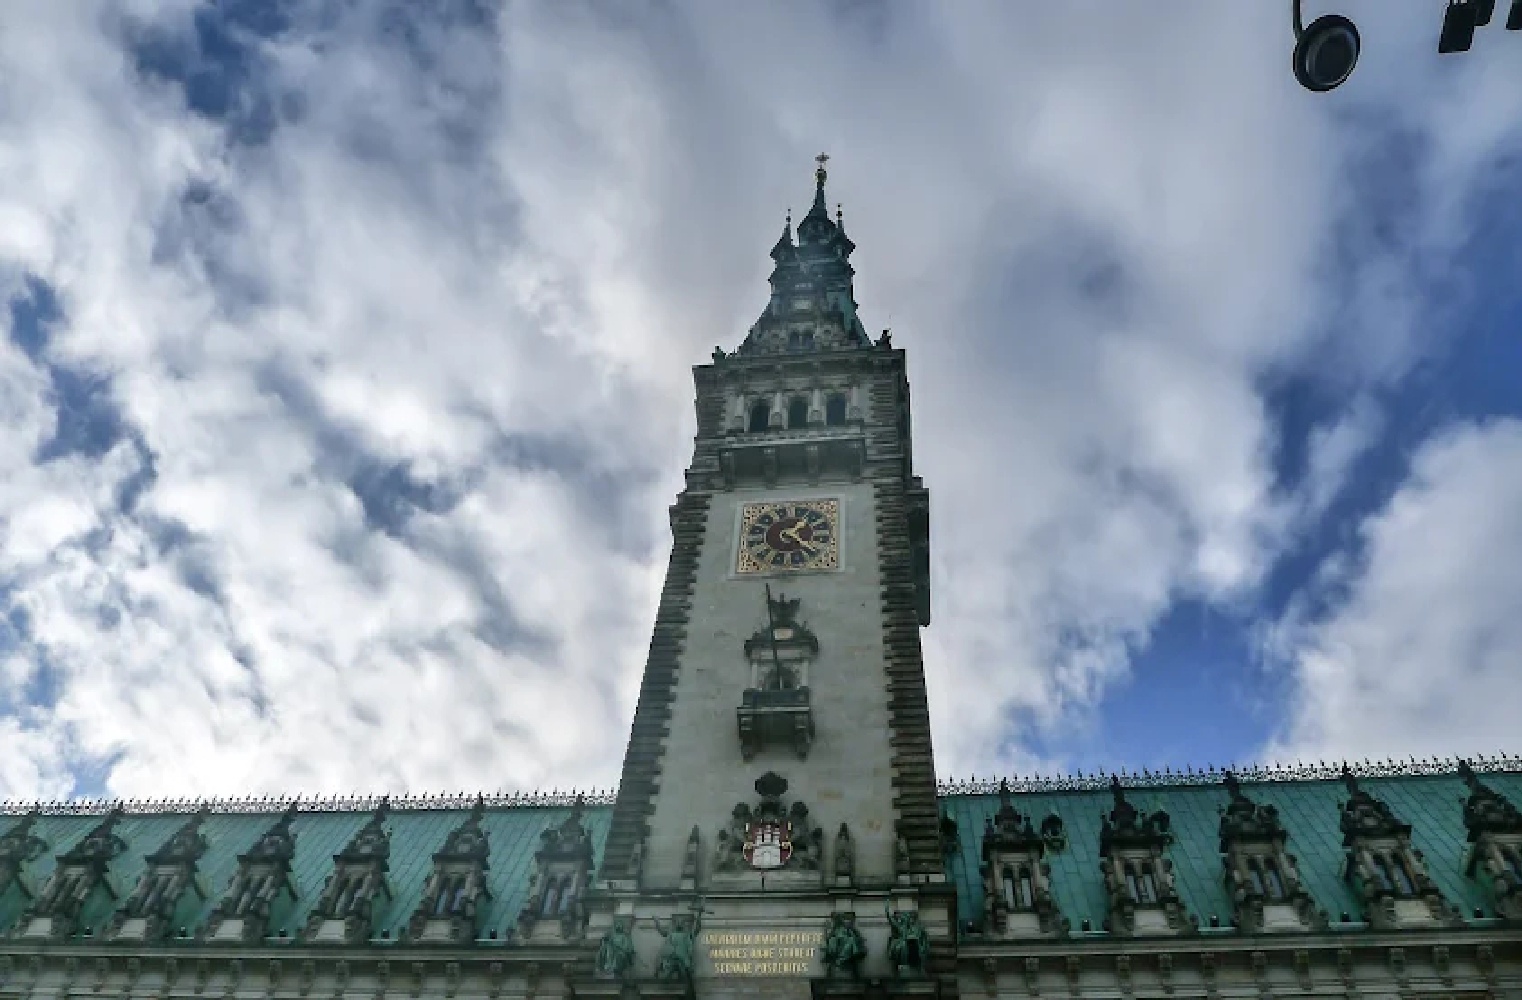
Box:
713;773;823;876
833;823;855;885
744;813;792;869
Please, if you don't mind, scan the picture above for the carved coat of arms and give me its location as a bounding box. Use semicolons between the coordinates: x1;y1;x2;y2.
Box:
743;819;793;869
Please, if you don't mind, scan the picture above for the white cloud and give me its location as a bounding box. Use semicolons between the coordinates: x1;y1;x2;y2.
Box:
0;0;1518;800
1268;419;1522;759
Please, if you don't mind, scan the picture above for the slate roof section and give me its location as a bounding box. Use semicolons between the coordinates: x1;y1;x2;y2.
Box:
0;764;1516;944
941;769;1522;937
0;803;611;944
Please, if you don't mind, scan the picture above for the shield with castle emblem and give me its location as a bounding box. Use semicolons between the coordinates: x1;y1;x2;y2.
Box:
743;819;792;869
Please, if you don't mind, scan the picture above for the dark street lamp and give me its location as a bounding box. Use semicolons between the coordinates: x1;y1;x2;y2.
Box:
1292;0;1522;93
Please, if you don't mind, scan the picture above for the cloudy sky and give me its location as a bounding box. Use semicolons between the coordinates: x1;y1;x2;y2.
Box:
1;0;1520;801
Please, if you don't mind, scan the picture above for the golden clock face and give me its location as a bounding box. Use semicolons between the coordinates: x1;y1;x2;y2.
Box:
737;500;840;574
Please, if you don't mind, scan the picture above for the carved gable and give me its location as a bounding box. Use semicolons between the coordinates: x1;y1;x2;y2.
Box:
0;811;48;901
302;802;392;945
107;808;209;943
204;803;299;944
1458;760;1522;921
979;780;1068;939
19;808;127;940
1339;768;1462;930
1216;774;1326;933
408;798;492;944
1098;779;1194;937
517;797;594;942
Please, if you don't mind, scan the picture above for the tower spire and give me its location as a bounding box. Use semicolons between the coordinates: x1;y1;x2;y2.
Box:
735;155;869;355
812;152;830;213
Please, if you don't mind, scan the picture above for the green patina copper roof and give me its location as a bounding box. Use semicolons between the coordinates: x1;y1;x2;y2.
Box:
0;800;611;943
0;764;1516;944
940;769;1522;937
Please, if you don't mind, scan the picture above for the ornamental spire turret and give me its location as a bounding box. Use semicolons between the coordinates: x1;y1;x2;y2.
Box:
735;154;871;356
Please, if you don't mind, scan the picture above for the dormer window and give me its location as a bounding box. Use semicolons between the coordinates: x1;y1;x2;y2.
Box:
1126;862;1158;904
204;804;299;944
748;400;771;433
302;801;393;945
1216;773;1326;933
517;798;594;942
1098;778;1194;937
20;808;127;941
980;781;1068;939
1338;767;1462;929
1001;863;1035;910
407;798;491;944
825;394;847;426
1458;759;1522;921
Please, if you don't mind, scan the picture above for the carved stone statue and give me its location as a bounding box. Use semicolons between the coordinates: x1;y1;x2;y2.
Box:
627;838;645;884
654;905;704;981
894;820;912;880
595;916;637;979
681;826;701;883
885;903;931;974
713;805;751;873
792;802;823;870
821;911;866;978
833;823;855;883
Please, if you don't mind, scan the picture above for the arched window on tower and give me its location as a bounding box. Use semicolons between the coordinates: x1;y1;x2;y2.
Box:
749;400;771;433
788;397;809;429
825;394;847;426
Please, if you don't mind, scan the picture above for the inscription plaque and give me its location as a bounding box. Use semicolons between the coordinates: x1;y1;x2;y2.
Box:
704;930;819;976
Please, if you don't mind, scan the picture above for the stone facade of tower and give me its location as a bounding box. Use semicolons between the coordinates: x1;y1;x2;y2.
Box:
585;158;948;999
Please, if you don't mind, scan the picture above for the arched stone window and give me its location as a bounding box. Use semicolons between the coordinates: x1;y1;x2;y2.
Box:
1392;854;1416;897
825;394;847;426
1017;865;1035;909
1264;858;1286;900
787;397;809;429
1124;861;1140;902
1001;867;1017;909
749;400;771;433
1138;863;1159;904
540;878;560;918
1247;858;1265;896
1371;853;1395;893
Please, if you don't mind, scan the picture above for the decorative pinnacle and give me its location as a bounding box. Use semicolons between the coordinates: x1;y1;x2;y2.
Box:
815;152;829;186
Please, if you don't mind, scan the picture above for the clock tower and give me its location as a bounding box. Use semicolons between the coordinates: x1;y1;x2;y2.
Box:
585;158;949;999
